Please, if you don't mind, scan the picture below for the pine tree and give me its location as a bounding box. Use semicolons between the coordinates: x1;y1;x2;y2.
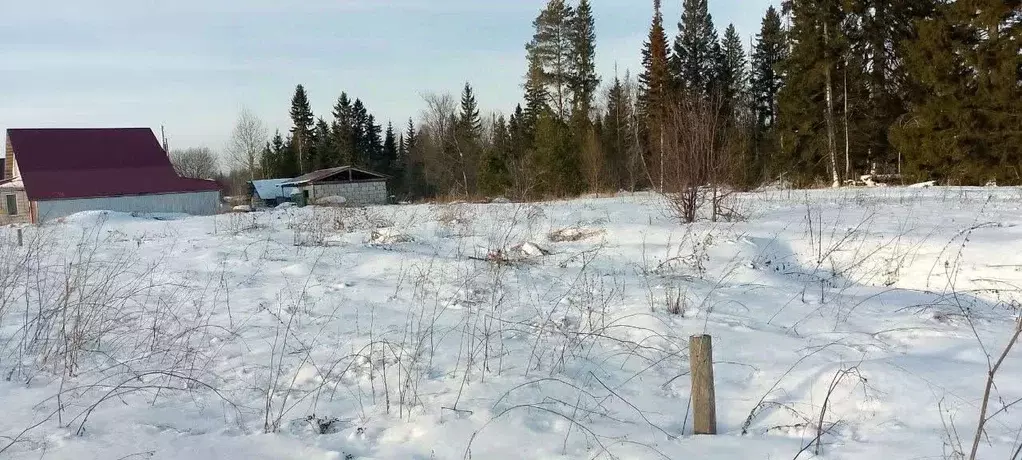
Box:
331;93;354;166
568;0;599;119
526;0;575;120
718;24;749;118
671;0;721;96
892;0;1022;184
639;0;672;190
523;58;550;136
289;84;315;174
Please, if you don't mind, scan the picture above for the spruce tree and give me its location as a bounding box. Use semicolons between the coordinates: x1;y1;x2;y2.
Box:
751;7;786;135
288;85;315;174
312;118;332;170
262;130;295;178
479;115;512;196
351;99;370;166
531;113;578;196
363;113;383;171
394;132;407;197
381;122;398;186
776;0;847;186
603;74;635;191
402;118;432;199
671;0;721;96
331;93;354;166
261;130;288;178
458;83;483;137
892;0;1022;184
452;83;483;195
568;0;599;119
750;6;787;180
639;0;672;190
718;24;749;118
853;0;938;169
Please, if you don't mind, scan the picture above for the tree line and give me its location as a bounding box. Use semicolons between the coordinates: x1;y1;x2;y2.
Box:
233;0;1019;200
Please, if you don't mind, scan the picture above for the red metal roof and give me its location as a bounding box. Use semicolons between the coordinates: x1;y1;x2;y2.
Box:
6;128;220;201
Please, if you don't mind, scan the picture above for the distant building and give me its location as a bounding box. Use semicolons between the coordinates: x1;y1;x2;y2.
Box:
281;166;388;206
248;178;294;207
0;128;221;224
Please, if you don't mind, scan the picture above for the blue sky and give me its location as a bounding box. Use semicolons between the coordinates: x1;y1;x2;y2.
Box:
0;0;778;156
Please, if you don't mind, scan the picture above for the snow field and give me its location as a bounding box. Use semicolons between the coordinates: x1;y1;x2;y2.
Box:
1;187;1021;459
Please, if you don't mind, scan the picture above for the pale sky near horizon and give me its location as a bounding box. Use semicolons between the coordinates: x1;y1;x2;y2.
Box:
0;0;778;160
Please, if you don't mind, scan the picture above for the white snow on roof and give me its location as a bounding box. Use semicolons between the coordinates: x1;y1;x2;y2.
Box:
250;178;292;200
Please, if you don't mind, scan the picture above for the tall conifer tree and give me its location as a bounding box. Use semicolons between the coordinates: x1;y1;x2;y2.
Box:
289;85;315;174
671;0;721;96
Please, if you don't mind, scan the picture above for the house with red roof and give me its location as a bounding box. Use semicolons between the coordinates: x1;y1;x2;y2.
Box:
0;128;221;224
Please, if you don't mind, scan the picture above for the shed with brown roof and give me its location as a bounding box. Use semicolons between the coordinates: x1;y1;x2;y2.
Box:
1;128;221;224
281;166;388;206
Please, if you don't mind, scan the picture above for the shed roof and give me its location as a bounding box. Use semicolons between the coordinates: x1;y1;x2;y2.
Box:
281;166;387;187
250;178;293;200
6;128;220;201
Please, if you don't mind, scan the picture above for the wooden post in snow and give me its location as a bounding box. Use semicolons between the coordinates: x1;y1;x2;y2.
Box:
17;228;22;247
690;334;716;435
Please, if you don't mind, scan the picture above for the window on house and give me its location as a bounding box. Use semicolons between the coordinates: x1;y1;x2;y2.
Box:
5;195;17;215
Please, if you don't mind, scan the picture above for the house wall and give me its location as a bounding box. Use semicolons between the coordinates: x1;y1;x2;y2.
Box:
307;180;387;206
35;191;221;222
4;137;14;181
0;189;31;225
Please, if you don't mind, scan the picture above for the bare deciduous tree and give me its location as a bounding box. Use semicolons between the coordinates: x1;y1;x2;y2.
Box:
171;147;219;180
419;92;466;196
227;108;268;181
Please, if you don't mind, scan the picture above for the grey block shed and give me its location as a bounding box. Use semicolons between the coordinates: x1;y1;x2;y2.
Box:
281;166;388;206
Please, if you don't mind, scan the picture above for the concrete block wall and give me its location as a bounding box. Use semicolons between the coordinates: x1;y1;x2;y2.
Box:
312;180;388;206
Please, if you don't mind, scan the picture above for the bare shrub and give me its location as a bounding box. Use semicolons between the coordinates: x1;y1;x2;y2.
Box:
432;203;476;238
289;207;393;246
0;217;241;451
660;94;742;224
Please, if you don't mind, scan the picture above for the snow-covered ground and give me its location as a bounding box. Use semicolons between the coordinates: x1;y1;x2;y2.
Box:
2;187;1022;459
